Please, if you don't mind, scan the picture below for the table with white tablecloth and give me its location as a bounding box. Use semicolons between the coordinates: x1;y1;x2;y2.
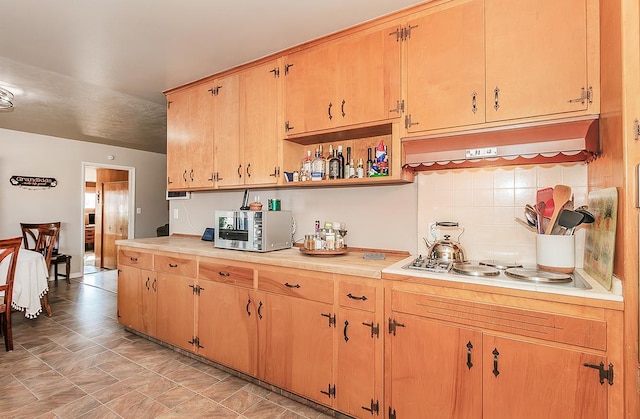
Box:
0;248;49;318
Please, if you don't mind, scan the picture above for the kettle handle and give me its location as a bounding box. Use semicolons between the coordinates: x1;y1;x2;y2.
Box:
435;221;464;242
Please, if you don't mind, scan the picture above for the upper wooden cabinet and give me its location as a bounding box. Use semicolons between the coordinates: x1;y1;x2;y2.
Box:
166;80;226;191
403;0;598;135
405;0;486;132
284;22;402;135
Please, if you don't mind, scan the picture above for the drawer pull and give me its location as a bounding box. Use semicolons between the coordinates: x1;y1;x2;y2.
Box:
218;271;230;277
284;282;300;289
169;263;178;268
130;257;138;262
347;293;367;301
492;348;500;377
466;341;474;370
343;320;349;342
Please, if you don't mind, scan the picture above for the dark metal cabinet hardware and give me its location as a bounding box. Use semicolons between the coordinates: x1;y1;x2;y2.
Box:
257;301;263;319
388;318;405;336
493;87;500;111
320;384;336;398
284;282;300;288
246;298;252;317
492;348;500;377
362;399;379;415
583;362;614;385
466;341;474;370
363;321;380;338
321;312;336;327
346;293;367;301
343;320;349;342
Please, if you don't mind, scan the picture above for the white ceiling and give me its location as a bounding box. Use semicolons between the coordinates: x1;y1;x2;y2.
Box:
0;0;424;153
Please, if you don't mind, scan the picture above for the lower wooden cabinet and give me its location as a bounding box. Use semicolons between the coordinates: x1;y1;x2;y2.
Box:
117;265;156;336
155;272;195;352
384;281;621;419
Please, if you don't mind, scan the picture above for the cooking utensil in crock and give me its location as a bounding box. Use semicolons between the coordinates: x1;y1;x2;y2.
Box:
551;209;584;235
524;204;538;227
546;185;572;235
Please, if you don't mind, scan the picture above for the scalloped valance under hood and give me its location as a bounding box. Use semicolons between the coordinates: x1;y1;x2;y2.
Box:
402;116;599;171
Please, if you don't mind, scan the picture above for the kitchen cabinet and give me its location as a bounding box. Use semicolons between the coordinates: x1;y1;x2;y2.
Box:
166;84;216;190
403;0;597;135
404;0;485;132
117;249;156;335
284;21;402;135
197;258;258;376
385;282;617;419
166;75;239;191
336;278;383;417
154;254;197;352
257;266;335;406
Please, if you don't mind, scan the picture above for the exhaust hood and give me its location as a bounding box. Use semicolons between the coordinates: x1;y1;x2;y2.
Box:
402;116;599;171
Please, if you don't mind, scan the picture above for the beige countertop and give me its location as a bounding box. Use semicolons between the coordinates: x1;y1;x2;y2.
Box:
116;235;408;279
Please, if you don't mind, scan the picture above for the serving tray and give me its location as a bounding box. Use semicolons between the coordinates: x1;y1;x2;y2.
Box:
299;248;348;256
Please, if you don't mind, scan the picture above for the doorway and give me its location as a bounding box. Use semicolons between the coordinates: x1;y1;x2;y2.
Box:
83;163;135;275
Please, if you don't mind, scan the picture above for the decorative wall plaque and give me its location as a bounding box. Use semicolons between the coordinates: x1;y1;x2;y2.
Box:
10;175;58;188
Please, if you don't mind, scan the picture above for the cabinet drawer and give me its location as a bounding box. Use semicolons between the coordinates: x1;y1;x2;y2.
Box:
118;249;153;270
155;254;197;277
258;267;333;304
199;259;254;288
391;289;607;351
339;280;377;312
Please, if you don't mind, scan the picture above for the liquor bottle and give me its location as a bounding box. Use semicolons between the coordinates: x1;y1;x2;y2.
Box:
301;150;312;181
311;146;325;181
325;144;333;179
356;158;364;178
366;148;374;177
344;147;352;178
337;145;345;179
348;158;355;178
328;148;340;179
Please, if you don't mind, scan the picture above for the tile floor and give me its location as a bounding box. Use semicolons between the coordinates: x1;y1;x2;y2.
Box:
0;271;333;418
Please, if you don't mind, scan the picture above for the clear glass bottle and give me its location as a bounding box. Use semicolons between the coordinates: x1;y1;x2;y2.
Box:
311;146;325;180
348;158;356;178
301;150;312;181
356;158;364;178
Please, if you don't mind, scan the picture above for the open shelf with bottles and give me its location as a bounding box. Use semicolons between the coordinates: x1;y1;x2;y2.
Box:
281;122;414;187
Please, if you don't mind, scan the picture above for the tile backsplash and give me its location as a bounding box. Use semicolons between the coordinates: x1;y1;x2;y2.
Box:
417;163;588;267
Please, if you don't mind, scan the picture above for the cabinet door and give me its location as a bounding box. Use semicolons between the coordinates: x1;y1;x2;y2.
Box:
337;308;380;417
241;60;280;186
166;90;190;190
387;313;482;419
258;292;334;405
117;265;142;330
485;0;589;122
155;272;195;352
336;23;402;127
284;45;336;134
405;0;485;132
483;335;608;419
188;84;216;188
197;282;258;376
139;269;157;336
213;74;241;187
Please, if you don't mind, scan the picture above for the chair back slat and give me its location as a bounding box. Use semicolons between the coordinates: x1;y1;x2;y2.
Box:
0;237;23;303
34;227;60;270
20;222;61;253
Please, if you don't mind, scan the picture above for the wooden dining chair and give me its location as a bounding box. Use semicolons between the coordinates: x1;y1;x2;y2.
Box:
33;226;59;317
0;236;23;351
20;222;61;252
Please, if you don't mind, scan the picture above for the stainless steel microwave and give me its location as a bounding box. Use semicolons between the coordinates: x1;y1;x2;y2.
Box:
214;210;292;252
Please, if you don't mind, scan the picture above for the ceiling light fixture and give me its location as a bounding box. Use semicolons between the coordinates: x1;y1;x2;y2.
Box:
0;86;15;110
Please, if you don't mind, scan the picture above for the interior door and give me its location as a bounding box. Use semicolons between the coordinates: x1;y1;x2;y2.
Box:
102;180;129;269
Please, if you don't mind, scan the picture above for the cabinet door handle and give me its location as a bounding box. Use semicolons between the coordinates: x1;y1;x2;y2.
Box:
341;99;346;117
152;279;157;292
189;170;194;181
343;320;349;342
183;170;188;181
258;301;263;319
246;298;252;317
284;282;300;288
328;102;333;120
237;164;242;178
466;341;474;370
145;277;150;290
346;293;367;301
492;348;500;377
246;163;251;178
472;91;478;114
493;87;500;111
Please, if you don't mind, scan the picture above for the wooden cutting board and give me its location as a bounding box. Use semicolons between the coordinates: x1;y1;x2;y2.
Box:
583;187;618;290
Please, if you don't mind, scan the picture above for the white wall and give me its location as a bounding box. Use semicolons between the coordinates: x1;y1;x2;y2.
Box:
170;183;419;253
170;163;588;266
0;128;168;276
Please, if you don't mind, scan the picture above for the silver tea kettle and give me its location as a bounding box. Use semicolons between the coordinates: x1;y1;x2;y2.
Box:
423;221;467;262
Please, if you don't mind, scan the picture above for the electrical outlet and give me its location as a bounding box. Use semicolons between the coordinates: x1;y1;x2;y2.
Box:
173;208;179;219
136;208;142;214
